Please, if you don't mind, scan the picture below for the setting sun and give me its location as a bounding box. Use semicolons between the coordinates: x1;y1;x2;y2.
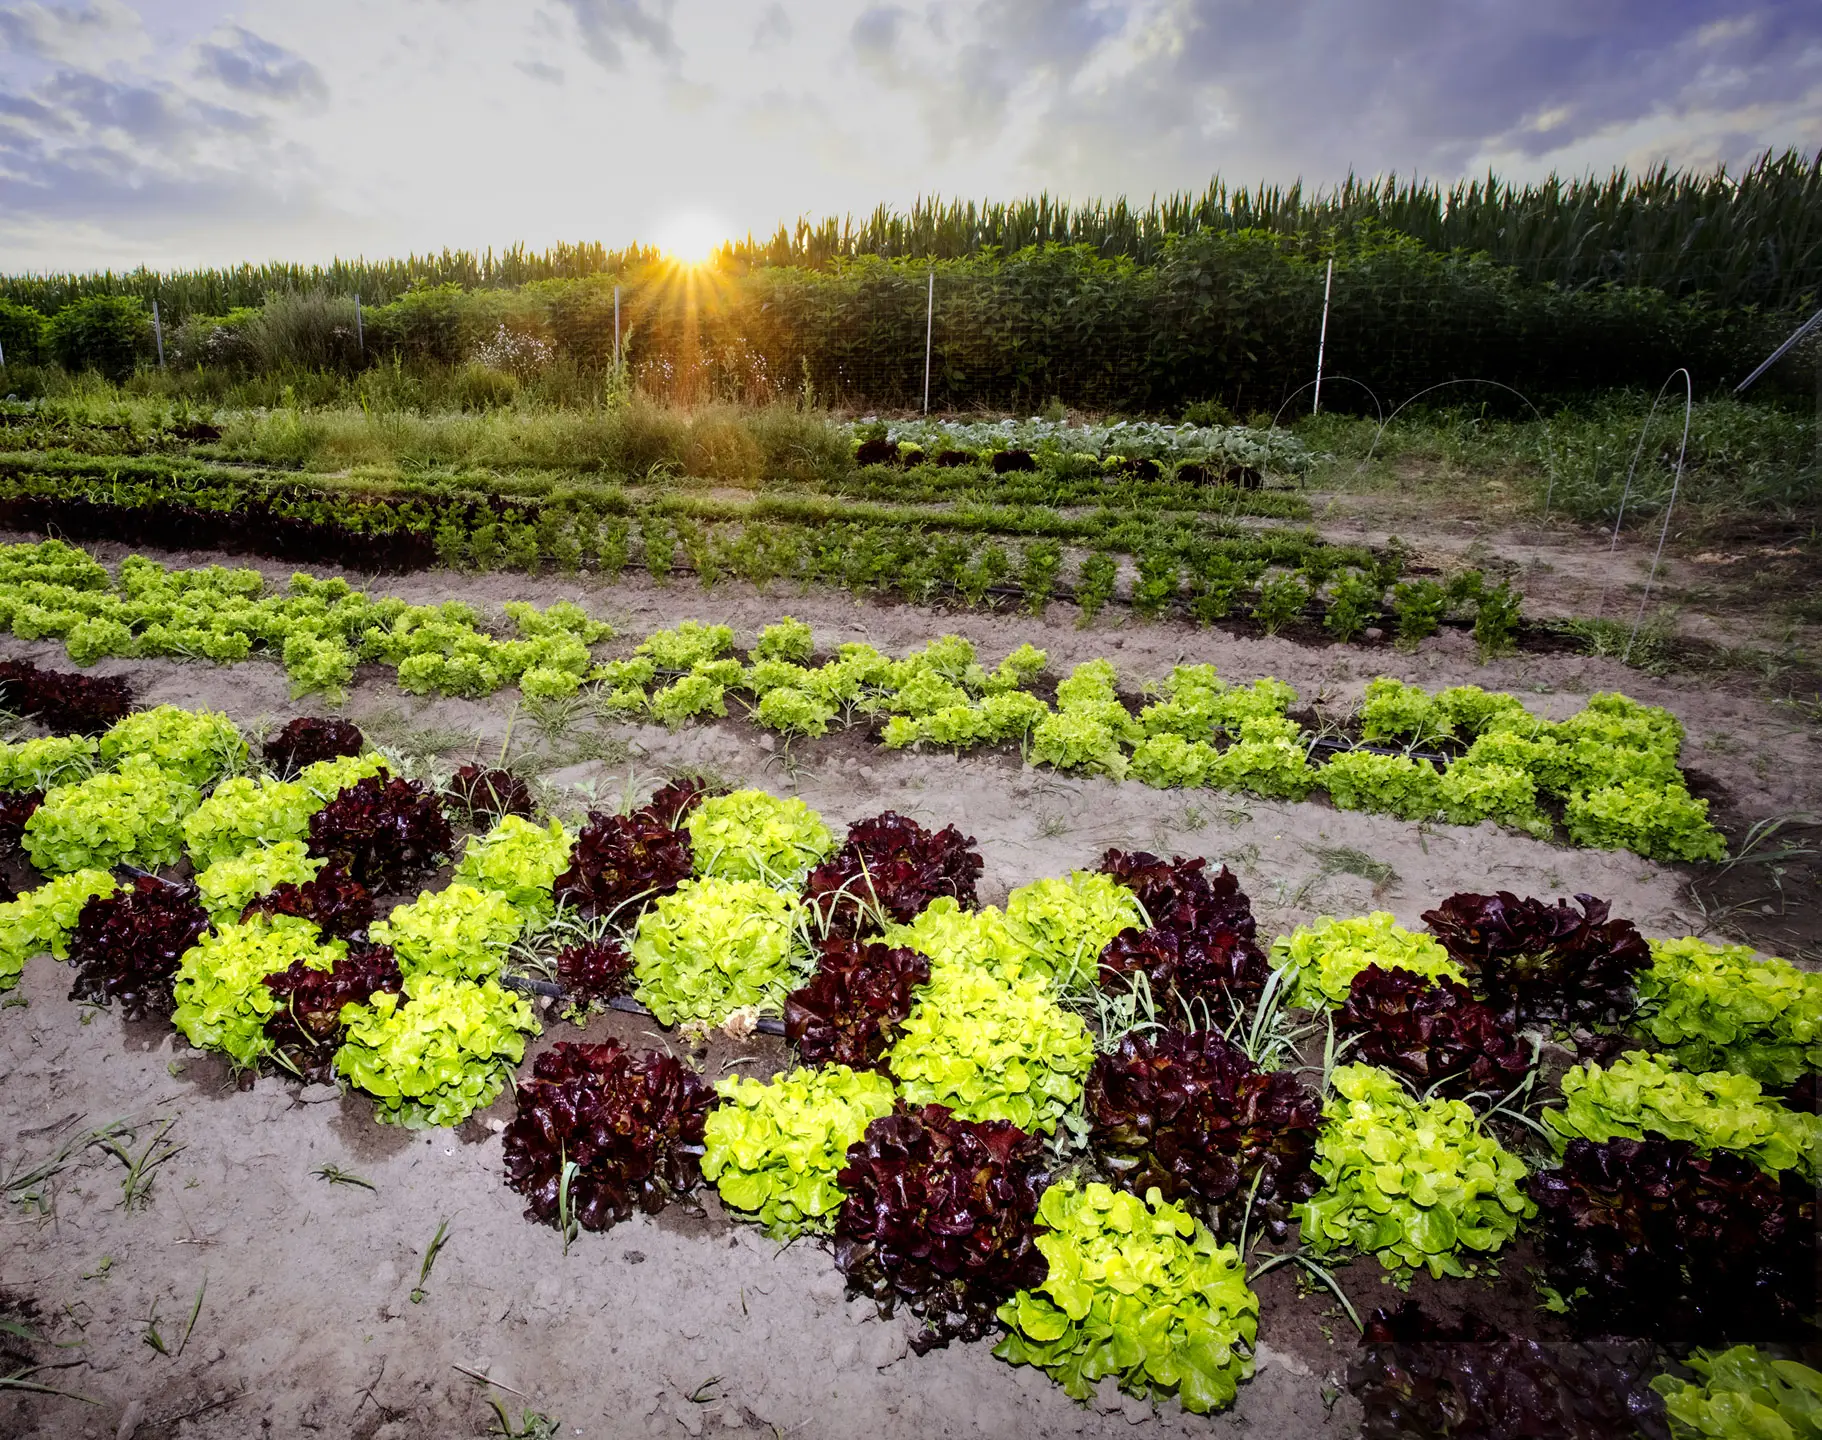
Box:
652;210;727;265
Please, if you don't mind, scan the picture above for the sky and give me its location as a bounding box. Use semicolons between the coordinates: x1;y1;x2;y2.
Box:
1;0;1819;273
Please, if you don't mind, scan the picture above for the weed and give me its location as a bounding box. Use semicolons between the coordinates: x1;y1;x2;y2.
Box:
411;1218;452;1303
95;1118;182;1211
312;1164;377;1192
487;1400;562;1439
2;1116;130;1216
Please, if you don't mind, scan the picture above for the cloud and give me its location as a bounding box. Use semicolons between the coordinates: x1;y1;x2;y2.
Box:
851;5;906;67
553;0;681;71
516;58;565;84
196;25;329;103
0;0;148;67
753;3;792;50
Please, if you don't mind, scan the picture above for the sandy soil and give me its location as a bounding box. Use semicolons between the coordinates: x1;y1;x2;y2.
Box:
4;546;1818;1440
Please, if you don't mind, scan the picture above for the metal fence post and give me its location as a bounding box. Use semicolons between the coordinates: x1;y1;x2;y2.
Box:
922;269;934;415
1312;259;1333;414
152;300;165;368
355;294;364;353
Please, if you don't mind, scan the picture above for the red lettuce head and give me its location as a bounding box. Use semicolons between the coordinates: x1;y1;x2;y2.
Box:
306;775;454;894
502;1039;717;1232
551;809;692;922
264;717;366;777
263;943;405;1082
240;863;374;940
1337;965;1531;1099
803;811;983;940
1096;850;1268;1007
835;1104;1047;1352
66;874;209;1019
784;938;931;1071
1422;891;1649;1026
554;938;634;1008
1085;1026;1320;1236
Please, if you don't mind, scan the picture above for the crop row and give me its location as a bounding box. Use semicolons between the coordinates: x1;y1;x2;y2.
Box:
0;705;1811;1431
0;542;1706;862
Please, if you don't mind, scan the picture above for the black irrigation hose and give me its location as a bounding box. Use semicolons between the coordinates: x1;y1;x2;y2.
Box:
497;975;787;1037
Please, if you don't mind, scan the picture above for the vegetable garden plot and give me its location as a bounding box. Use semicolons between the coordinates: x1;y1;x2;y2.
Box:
0;685;1816;1434
0;541;1723;862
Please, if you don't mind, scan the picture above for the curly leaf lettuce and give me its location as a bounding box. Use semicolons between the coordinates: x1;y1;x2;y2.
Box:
1271;912;1464;1009
1003;871;1144;992
1638;937;1822;1088
23;756;198;875
0;869;117;990
371;883;525;983
685;789;834;885
994;1181;1259;1415
700;1065;896;1239
631;876;803;1026
173;919;346;1071
450;814;572;923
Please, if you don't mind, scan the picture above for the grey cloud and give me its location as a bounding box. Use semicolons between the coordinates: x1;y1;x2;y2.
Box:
0;0;147;67
516;59;566;84
195;25;329;104
851;6;906;66
553;0;681;71
753;3;792;50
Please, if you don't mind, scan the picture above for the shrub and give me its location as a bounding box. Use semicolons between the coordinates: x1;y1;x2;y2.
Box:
371;883;525;983
630;876;803;1026
1296;1064;1534;1279
686;789;834;884
194;840;320;922
451;815;572;922
1086;1028;1320;1235
0;869;116;992
262;942;404;1082
263;717;365;777
24;756;197;874
784;938;930;1070
1637;936;1822;1088
995;1181;1259;1415
1422;889;1652;1027
45;294;146;378
835;1105;1046;1351
1003;871;1145;992
1530;1137;1816;1341
1544;1052;1819;1179
700;1065;896;1239
65;875;209;1019
336;973;539;1128
173;919;346;1072
502;1039;717;1233
1096;850;1269;1008
1652;1347;1822;1439
1272;912;1464;1009
801;810;983;940
1336;966;1531;1099
552;808;693;922
99;705;245;786
306;775;453;893
888;965;1094;1135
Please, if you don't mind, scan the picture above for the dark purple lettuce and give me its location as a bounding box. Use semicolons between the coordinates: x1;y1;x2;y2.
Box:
1096;849;1269;1006
802;811;984;939
239;863;374;940
1528;1137;1817;1342
0;788;43;847
502;1039;716;1232
1085;1027;1320;1237
1422;891;1650;1026
446;764;537;822
551;810;693;921
306;775;453;894
263;717;365;777
1349;1301;1671;1440
784;939;931;1071
638;775;720;827
0;659;133;734
834;1104;1047;1352
554;938;634;1007
262;943;405;1082
65;875;209;1018
1337;965;1531;1099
